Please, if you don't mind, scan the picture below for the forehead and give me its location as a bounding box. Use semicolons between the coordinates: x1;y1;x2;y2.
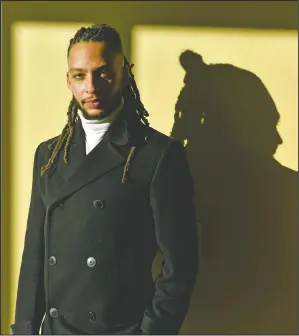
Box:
67;41;122;68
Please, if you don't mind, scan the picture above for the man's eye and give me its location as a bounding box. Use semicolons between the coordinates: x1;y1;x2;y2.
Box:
100;70;108;78
73;74;84;79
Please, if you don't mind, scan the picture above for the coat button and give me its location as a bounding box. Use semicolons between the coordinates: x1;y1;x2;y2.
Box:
49;308;59;318
49;256;57;266
58;203;64;209
93;200;104;209
88;312;96;321
87;257;96;267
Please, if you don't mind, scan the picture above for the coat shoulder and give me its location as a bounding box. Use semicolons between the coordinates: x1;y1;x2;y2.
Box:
145;126;178;153
39;135;60;151
35;135;61;165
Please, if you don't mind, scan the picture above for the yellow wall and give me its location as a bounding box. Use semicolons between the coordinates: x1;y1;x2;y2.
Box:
132;26;298;171
2;1;298;334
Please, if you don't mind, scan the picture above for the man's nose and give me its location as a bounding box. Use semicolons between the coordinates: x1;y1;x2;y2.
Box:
85;74;107;94
85;75;97;93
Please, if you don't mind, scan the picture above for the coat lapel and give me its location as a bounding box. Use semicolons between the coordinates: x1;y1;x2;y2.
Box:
56;118;86;182
50;113;132;206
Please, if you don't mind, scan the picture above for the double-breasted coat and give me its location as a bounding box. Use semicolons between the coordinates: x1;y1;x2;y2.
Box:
11;109;198;335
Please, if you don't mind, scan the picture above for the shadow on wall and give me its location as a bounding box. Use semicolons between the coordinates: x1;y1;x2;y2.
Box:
155;50;298;335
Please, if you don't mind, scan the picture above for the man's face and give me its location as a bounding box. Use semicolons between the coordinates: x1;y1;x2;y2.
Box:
67;41;125;119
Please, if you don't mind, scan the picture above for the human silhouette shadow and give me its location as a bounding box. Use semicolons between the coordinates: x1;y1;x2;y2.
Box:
168;50;298;335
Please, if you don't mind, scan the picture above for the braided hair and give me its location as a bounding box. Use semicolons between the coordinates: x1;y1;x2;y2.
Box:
40;24;149;183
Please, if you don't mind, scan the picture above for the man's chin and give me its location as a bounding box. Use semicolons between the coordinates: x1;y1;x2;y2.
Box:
87;108;105;116
81;108;105;120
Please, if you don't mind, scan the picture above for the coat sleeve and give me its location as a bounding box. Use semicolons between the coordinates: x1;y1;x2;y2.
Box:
10;144;46;335
141;138;199;334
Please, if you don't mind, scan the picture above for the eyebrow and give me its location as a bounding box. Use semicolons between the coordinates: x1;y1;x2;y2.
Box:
69;65;108;73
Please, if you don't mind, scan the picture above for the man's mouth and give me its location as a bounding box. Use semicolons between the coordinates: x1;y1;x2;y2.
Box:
84;99;103;109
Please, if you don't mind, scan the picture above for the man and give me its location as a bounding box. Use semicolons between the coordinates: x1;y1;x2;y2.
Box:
10;24;198;335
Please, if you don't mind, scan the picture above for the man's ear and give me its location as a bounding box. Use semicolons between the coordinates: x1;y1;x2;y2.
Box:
66;72;71;90
122;65;130;88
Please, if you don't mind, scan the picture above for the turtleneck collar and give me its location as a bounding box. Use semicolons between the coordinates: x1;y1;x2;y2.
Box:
77;99;124;154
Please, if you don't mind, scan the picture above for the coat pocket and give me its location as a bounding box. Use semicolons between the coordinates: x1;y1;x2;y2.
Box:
59;314;95;335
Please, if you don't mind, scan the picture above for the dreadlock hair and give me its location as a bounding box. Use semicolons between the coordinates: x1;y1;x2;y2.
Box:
40;24;150;183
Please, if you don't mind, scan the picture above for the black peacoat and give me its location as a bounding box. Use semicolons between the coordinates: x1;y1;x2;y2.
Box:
11;110;198;335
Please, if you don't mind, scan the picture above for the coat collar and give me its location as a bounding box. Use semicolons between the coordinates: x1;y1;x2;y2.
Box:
47;108;147;207
70;112;130;147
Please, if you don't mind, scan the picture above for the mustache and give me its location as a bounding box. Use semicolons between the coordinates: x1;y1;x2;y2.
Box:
71;96;102;107
82;97;105;104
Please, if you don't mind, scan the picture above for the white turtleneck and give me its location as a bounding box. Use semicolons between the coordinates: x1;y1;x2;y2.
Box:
78;100;124;155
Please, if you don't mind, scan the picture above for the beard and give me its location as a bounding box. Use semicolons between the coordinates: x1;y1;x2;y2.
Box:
72;93;122;121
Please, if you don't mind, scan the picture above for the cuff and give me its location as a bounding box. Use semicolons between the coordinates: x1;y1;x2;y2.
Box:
10;321;35;335
141;312;179;335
